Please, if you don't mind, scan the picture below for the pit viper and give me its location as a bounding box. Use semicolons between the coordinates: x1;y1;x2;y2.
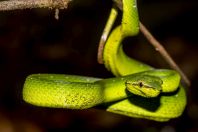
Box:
22;0;186;121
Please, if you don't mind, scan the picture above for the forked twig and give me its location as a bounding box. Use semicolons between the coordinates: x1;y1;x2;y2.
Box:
97;2;190;86
0;0;190;86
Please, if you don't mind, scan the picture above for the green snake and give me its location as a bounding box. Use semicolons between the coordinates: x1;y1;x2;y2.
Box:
22;0;186;121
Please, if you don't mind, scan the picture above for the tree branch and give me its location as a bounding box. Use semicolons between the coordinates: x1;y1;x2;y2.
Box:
0;0;71;11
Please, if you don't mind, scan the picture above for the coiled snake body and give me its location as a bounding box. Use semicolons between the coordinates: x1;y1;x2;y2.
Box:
23;0;186;121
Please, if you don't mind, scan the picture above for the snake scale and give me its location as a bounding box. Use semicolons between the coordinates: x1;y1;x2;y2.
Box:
22;0;186;121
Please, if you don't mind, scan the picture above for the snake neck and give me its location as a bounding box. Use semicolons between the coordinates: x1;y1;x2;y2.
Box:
103;26;153;77
103;0;153;77
96;76;131;103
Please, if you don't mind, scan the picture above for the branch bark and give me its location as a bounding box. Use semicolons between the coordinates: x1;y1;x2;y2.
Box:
0;0;71;11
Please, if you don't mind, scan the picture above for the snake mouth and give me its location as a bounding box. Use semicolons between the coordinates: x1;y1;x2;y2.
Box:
133;87;148;97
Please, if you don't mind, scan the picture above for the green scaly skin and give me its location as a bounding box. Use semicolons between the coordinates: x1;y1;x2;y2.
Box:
102;0;186;121
103;0;152;76
23;70;184;121
22;0;187;122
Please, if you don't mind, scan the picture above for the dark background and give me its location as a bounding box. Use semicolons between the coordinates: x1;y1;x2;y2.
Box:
0;0;198;131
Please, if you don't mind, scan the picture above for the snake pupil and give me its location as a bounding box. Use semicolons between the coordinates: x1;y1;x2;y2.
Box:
139;82;143;88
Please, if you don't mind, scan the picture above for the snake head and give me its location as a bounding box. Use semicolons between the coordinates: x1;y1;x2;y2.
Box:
125;75;163;98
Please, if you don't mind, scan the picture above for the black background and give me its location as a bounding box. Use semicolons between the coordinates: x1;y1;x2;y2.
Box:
0;0;197;131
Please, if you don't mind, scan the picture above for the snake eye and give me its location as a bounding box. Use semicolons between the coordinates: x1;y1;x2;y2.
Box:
139;82;143;88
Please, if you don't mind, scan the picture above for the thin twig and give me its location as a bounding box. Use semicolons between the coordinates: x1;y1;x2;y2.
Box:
97;0;122;64
0;0;71;11
97;6;118;64
139;23;190;86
